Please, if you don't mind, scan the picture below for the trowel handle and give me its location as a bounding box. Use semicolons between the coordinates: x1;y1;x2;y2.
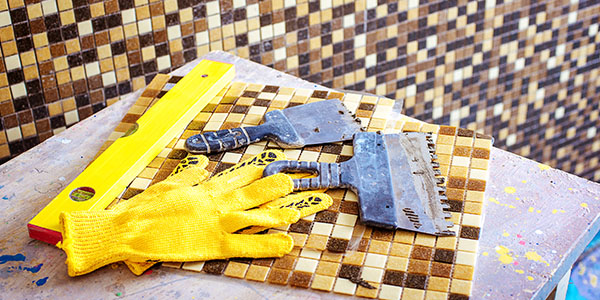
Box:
263;160;344;190
185;125;270;154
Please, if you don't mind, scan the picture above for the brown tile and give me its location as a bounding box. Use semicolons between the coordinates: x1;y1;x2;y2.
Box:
289;271;312;288
382;270;405;286
267;268;291;285
326;237;349;253
411;246;432;260
467;179;486;191
202;260;228;275
405;273;427;289
460;226;481;240
431;262;452;277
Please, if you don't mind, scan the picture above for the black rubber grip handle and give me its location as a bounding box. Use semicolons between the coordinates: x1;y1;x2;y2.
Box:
263;160;344;190
185;126;268;154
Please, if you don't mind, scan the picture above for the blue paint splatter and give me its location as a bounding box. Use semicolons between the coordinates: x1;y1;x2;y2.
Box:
22;264;43;273
35;277;48;286
2;193;15;200
0;254;26;264
0;185;4;189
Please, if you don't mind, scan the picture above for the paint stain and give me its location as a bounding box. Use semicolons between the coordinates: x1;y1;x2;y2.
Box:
521;180;527;183
23;264;43;273
527;276;534;281
581;203;588;208
116;292;122;296
489;197;500;204
535;230;543;235
519;241;526;245
502;231;510;237
482;252;489;256
144;269;153;275
590;274;598;288
525;251;550;266
496;246;514;264
513;261;519;266
515;269;524;274
552;209;558;214
35;277;48;286
578;266;586;275
517;234;523;238
537;164;550;170
0;254;26;264
528;207;535;212
504;186;516;194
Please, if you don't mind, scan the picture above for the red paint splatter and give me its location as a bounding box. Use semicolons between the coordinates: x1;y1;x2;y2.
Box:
144;270;153;275
517;234;523;238
519;240;526;245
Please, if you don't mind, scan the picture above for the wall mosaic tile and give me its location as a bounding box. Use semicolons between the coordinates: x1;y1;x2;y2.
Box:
0;0;599;182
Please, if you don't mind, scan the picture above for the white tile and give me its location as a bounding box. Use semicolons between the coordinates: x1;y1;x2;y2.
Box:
461;214;482;227
365;54;376;68
295;257;318;273
408;0;419;9
248;29;261;44
221;152;242;164
247;4;259;18
233;0;246;9
208;14;221;29
589;23;599;37
311;222;333;236
336;213;357;226
261;25;273;40
102;72;116;86
343;14;354;28
0;11;11;27
6;127;22;142
514;57;525;71
273;22;285;37
354;34;365;48
456;251;476;266
560;70;569;83
331;225;353;240
518;17;528;31
406;84;416;97
379;284;402;300
568;11;577;24
364;253;387;268
488;66;498;79
138;19;152;35
64;110;79;125
555;106;565;119
167;25;181;40
362;266;383;282
4;55;21;71
157;55;171;71
196;31;209;45
333;278;357;295
162;262;182;269
182;261;205;272
284;0;296;8
122;8;136;24
42;0;58;15
206;1;220;15
587;127;596;139
469;168;487;180
130;177;152;189
274;47;286;61
77;20;93;36
344;191;358;202
458;238;478;252
452;156;470;167
10;83;27;98
426;35;437;49
85;62;100;77
300;248;322;259
320;0;332;10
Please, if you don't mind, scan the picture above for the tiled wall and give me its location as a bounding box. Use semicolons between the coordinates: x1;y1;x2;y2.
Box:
0;0;599;181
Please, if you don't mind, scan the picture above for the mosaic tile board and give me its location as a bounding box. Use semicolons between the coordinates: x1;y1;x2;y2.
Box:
0;0;598;185
90;75;492;300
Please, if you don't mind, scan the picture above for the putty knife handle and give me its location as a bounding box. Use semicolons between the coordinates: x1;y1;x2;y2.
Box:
263;160;344;190
185;126;269;154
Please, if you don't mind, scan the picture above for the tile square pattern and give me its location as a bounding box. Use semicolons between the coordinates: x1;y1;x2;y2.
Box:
0;0;598;184
96;76;492;299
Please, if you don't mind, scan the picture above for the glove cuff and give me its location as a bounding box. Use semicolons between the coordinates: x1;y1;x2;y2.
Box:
59;210;126;276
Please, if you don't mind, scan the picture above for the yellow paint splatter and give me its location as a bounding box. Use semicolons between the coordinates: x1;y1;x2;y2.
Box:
591;256;597;262
590;274;598;288
552;209;558;214
560;210;565;213
536;210;541;213
515;270;524;274
508;205;516;208
496;246;514;264
525;251;550;266
502;231;510;237
528;207;535;212
578;266;587;275
568;188;573;191
522;180;527;183
489;197;500;204
504;186;516;194
538;164;550;170
581;203;588;208
527;276;534;281
482;252;489;256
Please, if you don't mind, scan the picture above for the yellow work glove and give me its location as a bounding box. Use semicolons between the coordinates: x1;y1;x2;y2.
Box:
59;151;332;277
123;152;330;275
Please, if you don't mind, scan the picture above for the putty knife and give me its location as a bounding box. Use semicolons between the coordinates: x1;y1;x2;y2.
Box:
185;99;363;154
263;131;454;236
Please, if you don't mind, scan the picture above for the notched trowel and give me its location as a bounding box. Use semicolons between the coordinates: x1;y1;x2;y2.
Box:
185;99;363;154
264;131;454;236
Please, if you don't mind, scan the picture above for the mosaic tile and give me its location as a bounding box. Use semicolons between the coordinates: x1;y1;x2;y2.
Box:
88;79;493;299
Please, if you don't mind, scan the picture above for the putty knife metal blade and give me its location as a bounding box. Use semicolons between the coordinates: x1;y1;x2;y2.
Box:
185;99;363;154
